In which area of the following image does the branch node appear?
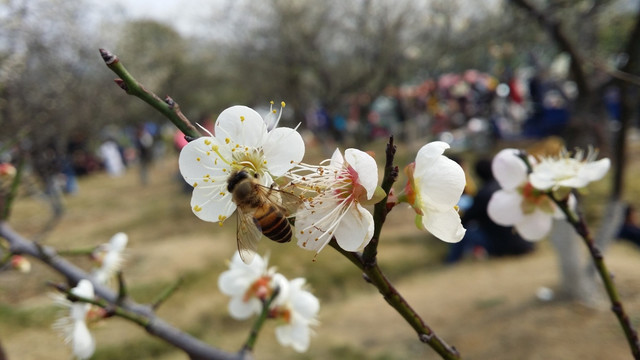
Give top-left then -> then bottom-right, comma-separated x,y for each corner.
114,79 -> 128,91
164,96 -> 176,109
419,333 -> 433,343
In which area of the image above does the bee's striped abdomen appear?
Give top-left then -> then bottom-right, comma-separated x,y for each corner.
253,206 -> 292,243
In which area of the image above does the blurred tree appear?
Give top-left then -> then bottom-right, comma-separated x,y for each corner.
218,0 -> 486,126
508,0 -> 640,304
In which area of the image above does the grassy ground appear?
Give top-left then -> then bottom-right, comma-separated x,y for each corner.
2,137 -> 640,360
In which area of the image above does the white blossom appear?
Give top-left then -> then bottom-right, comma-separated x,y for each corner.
290,148 -> 379,253
92,232 -> 127,284
405,141 -> 466,243
179,105 -> 305,226
52,279 -> 96,360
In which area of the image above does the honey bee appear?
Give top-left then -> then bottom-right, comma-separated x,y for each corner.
227,169 -> 301,264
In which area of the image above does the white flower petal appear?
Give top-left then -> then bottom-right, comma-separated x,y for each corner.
334,203 -> 374,251
487,190 -> 525,226
289,278 -> 320,319
228,297 -> 260,320
415,141 -> 450,170
190,186 -> 236,223
421,208 -> 466,243
581,158 -> 610,182
178,137 -> 229,180
276,322 -> 311,352
492,148 -> 528,190
295,208 -> 332,252
215,106 -> 267,148
344,148 -> 378,198
416,155 -> 465,209
71,320 -> 95,360
515,210 -> 553,241
109,233 -> 128,252
263,127 -> 305,176
329,148 -> 344,167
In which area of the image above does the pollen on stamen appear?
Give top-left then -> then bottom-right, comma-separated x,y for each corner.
220,192 -> 226,196
196,157 -> 201,162
281,101 -> 286,108
193,205 -> 203,212
225,138 -> 230,144
204,139 -> 211,145
240,116 -> 245,122
193,182 -> 198,187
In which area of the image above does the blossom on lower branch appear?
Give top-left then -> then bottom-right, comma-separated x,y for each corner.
52,279 -> 96,360
218,252 -> 319,352
92,232 -> 128,284
289,148 -> 383,253
400,141 -> 466,243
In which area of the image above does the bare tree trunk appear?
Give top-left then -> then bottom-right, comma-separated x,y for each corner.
549,219 -> 603,306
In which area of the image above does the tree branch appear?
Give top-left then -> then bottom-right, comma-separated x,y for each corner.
0,221 -> 249,360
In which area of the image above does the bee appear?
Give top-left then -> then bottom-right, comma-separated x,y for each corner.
227,169 -> 301,264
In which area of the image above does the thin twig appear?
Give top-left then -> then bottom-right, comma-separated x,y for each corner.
242,287 -> 281,352
151,277 -> 183,310
98,49 -> 201,140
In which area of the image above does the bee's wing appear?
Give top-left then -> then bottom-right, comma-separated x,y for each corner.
236,207 -> 262,264
262,184 -> 303,217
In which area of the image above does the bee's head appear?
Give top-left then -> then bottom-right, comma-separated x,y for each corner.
227,169 -> 259,192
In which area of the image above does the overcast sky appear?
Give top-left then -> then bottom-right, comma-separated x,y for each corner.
87,0 -> 223,36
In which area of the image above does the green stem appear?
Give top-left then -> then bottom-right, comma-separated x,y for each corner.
98,49 -> 201,140
151,277 -> 183,310
555,198 -> 640,359
242,287 -> 281,352
50,282 -> 150,327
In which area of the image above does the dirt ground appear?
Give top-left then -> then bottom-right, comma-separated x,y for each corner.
2,149 -> 640,360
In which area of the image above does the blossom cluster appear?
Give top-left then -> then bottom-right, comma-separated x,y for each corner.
487,147 -> 610,241
52,233 -> 128,359
178,103 -> 467,263
218,251 -> 320,352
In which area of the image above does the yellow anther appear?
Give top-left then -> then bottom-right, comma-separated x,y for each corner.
240,116 -> 245,122
193,182 -> 198,187
204,139 -> 211,145
211,144 -> 218,151
196,157 -> 201,162
219,192 -> 225,196
281,101 -> 286,107
225,138 -> 230,144
218,222 -> 224,227
272,109 -> 277,114
193,205 -> 203,212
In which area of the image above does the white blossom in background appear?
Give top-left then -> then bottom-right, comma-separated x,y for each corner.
290,148 -> 380,254
218,252 -> 278,319
92,232 -> 128,284
487,148 -> 562,241
271,278 -> 319,353
403,141 -> 466,243
179,104 -> 305,226
218,252 -> 319,352
529,147 -> 610,192
52,279 -> 96,360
